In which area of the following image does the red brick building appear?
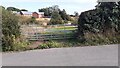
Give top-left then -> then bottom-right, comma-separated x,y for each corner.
18,11 -> 44,18
32,12 -> 39,18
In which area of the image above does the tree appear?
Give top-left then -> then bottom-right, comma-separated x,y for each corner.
20,9 -> 28,11
0,6 -> 5,9
52,5 -> 60,12
39,5 -> 60,16
95,2 -> 118,33
39,8 -> 51,16
59,9 -> 71,21
118,1 -> 120,32
7,7 -> 20,12
77,1 -> 120,42
39,5 -> 72,24
74,11 -> 79,17
50,11 -> 63,24
2,8 -> 21,51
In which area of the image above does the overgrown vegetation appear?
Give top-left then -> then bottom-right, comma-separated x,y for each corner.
38,40 -> 81,49
2,7 -> 20,51
38,38 -> 109,49
78,2 -> 120,44
84,33 -> 120,45
18,16 -> 39,25
2,6 -> 29,52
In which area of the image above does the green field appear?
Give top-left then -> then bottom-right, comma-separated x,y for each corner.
54,26 -> 77,30
41,26 -> 77,34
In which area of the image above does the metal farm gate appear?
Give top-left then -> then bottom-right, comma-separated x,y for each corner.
20,25 -> 77,41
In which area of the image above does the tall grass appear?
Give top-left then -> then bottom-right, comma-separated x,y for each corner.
84,32 -> 120,45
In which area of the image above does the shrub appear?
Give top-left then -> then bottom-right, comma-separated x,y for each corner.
39,44 -> 49,49
2,8 -> 21,51
13,41 -> 29,51
39,41 -> 61,49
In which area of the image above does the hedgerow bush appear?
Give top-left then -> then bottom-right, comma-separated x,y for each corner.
78,2 -> 120,44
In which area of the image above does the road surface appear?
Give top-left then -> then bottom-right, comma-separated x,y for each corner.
2,44 -> 118,66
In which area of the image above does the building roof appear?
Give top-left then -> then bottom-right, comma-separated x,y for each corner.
21,11 -> 44,15
12,11 -> 44,15
21,11 -> 32,15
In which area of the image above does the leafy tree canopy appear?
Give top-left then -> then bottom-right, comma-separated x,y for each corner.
50,11 -> 63,24
7,7 -> 20,12
39,5 -> 72,24
39,5 -> 60,16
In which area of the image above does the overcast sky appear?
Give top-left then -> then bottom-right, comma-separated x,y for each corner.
1,0 -> 98,15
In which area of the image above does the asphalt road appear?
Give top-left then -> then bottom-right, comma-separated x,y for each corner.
2,44 -> 118,66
